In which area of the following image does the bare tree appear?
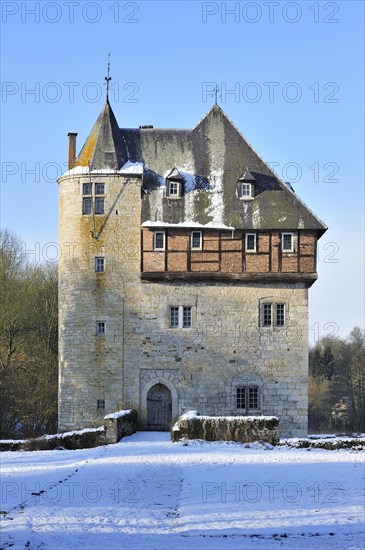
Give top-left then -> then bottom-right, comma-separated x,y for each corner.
0,230 -> 58,438
309,328 -> 365,433
346,327 -> 365,431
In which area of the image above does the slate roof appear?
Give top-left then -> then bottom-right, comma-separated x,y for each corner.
239,169 -> 256,181
73,101 -> 327,235
74,98 -> 127,171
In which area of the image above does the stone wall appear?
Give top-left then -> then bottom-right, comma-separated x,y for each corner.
58,171 -> 142,431
123,281 -> 309,438
0,409 -> 137,451
0,428 -> 105,452
104,409 -> 138,444
58,170 -> 309,438
172,412 -> 279,444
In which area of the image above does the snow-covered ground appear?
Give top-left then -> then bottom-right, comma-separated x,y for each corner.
1,432 -> 364,549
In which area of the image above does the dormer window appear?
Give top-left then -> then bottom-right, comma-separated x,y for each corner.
240,182 -> 253,199
238,169 -> 256,200
166,167 -> 183,198
167,180 -> 181,198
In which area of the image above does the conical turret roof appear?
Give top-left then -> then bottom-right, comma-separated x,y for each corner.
74,98 -> 127,170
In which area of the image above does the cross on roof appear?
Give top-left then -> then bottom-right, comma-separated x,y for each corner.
105,52 -> 112,98
214,85 -> 220,105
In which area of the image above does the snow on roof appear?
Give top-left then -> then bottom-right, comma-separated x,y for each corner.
178,170 -> 197,193
118,161 -> 144,175
62,166 -> 90,177
61,162 -> 143,178
141,220 -> 234,230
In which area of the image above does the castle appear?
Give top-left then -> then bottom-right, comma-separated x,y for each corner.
58,95 -> 326,438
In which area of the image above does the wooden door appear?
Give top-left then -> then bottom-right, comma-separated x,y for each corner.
147,384 -> 172,431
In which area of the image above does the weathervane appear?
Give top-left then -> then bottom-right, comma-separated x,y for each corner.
214,84 -> 220,105
105,52 -> 111,98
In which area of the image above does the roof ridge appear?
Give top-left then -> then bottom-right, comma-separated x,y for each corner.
192,104 -> 221,130
212,107 -> 328,232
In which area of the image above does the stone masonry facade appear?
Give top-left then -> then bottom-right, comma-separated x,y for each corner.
58,170 -> 309,438
57,100 -> 326,438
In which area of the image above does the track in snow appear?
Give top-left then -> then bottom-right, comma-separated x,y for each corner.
1,432 -> 364,549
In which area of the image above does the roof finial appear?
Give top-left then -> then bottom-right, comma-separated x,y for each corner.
105,52 -> 112,99
214,84 -> 220,105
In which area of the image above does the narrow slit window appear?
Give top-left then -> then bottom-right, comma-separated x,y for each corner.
246,233 -> 256,252
154,231 -> 165,250
95,257 -> 105,273
96,321 -> 106,335
191,231 -> 202,250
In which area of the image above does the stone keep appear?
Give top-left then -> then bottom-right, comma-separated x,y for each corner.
58,99 -> 327,438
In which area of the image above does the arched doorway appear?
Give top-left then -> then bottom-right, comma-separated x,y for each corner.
147,383 -> 172,431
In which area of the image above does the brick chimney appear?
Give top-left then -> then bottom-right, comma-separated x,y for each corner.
67,132 -> 78,169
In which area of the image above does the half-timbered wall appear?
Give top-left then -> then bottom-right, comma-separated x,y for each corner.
142,229 -> 317,275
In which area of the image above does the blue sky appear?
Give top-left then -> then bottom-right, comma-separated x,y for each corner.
1,0 -> 364,342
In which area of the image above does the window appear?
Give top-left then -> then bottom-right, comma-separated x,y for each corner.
245,233 -> 256,252
95,183 -> 105,195
154,231 -> 165,251
96,321 -> 106,335
182,306 -> 192,328
168,180 -> 181,197
276,303 -> 285,326
261,303 -> 286,327
97,399 -> 105,410
82,182 -> 105,215
191,231 -> 202,250
282,232 -> 294,252
94,197 -> 105,215
169,306 -> 192,329
236,387 -> 246,409
236,387 -> 259,411
240,182 -> 253,199
170,307 -> 179,328
248,387 -> 259,409
83,183 -> 92,195
262,303 -> 272,327
95,257 -> 105,273
82,197 -> 92,215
